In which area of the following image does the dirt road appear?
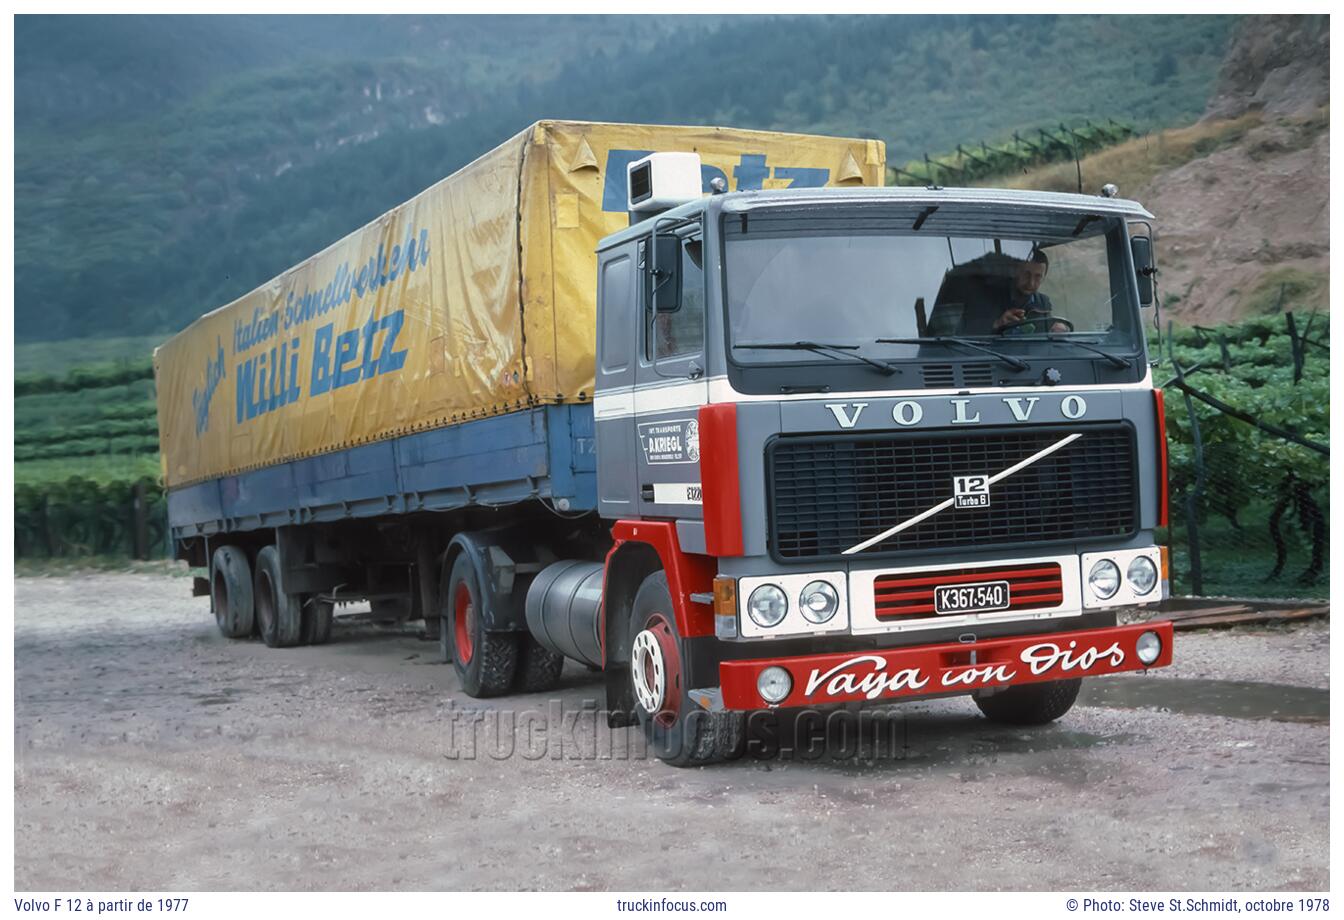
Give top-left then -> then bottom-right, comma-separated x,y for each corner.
13,570 -> 1329,890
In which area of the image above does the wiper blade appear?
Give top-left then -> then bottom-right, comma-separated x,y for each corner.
1007,334 -> 1134,369
735,340 -> 898,376
876,336 -> 1030,372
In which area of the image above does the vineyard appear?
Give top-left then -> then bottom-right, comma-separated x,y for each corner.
10,308 -> 1329,603
1158,312 -> 1329,599
889,119 -> 1137,188
14,358 -> 168,559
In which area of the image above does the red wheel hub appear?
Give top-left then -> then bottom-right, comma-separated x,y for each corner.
454,582 -> 475,664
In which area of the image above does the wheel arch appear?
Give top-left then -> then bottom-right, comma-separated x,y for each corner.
439,529 -> 539,633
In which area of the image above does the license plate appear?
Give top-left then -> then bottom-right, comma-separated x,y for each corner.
934,580 -> 1010,615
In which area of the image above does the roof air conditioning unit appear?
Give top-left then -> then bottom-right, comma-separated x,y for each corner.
627,152 -> 703,213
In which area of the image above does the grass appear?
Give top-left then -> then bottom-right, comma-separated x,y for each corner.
15,334 -> 167,376
14,454 -> 163,486
1165,509 -> 1328,601
1239,267 -> 1329,315
14,557 -> 190,577
988,112 -> 1264,195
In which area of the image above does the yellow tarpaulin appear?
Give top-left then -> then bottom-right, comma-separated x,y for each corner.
154,120 -> 886,488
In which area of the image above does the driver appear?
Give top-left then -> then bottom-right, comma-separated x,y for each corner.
992,249 -> 1068,334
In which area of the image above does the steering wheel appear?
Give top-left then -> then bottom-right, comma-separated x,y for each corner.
995,315 -> 1075,335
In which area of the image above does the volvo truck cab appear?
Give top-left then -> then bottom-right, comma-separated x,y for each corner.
556,154 -> 1172,764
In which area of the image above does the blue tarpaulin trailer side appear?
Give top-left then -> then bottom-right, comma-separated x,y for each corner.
166,405 -> 596,540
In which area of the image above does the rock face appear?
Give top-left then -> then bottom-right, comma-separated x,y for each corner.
1204,15 -> 1329,120
1135,14 -> 1331,324
1145,117 -> 1328,324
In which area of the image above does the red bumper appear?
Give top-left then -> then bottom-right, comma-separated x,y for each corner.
719,621 -> 1174,709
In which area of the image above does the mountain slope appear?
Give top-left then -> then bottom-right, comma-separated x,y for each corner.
997,15 -> 1329,324
15,14 -> 1237,341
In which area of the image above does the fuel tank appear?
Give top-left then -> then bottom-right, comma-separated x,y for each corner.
524,560 -> 604,667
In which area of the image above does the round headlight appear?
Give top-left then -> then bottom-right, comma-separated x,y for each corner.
757,666 -> 793,704
1088,559 -> 1121,600
1127,556 -> 1158,596
799,581 -> 839,624
1136,630 -> 1162,665
747,584 -> 788,628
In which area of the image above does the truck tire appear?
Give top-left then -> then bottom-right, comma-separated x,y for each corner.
629,571 -> 744,767
301,596 -> 334,646
514,636 -> 565,693
442,553 -> 517,697
974,678 -> 1082,726
210,545 -> 254,639
253,546 -> 303,649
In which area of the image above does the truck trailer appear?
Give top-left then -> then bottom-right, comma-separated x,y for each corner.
155,119 -> 1173,765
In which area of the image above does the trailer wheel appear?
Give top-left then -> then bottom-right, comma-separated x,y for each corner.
974,678 -> 1082,726
441,553 -> 517,697
629,571 -> 744,767
254,546 -> 303,649
301,596 -> 334,646
514,636 -> 565,693
210,546 -> 254,639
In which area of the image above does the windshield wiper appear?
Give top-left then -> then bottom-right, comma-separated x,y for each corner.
1007,335 -> 1134,369
875,336 -> 1030,372
735,341 -> 899,376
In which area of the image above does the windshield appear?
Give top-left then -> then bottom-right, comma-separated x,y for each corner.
723,210 -> 1142,365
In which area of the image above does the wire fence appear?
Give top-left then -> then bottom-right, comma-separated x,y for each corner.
1158,310 -> 1329,600
889,119 -> 1137,189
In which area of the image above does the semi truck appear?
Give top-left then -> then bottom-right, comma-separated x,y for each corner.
155,120 -> 1174,766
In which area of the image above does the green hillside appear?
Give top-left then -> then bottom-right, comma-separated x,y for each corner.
16,14 -> 1237,344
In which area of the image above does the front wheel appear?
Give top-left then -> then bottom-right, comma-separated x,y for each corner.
973,678 -> 1082,725
628,572 -> 744,767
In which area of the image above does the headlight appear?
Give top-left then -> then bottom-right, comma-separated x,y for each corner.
757,666 -> 793,704
747,584 -> 788,628
1088,559 -> 1121,600
1127,556 -> 1158,596
799,580 -> 839,624
1136,630 -> 1162,665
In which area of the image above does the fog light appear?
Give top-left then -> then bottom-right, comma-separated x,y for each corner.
799,581 -> 839,624
747,584 -> 788,628
1127,556 -> 1158,596
1136,630 -> 1162,665
757,666 -> 792,704
1088,559 -> 1121,600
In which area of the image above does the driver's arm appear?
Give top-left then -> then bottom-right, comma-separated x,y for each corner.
992,307 -> 1026,330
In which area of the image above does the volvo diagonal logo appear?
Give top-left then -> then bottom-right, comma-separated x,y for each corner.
842,433 -> 1083,555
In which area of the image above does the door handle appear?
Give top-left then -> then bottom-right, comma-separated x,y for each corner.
640,484 -> 654,501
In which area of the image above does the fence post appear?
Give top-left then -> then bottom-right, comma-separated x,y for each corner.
1286,308 -> 1306,385
132,480 -> 149,560
42,494 -> 55,557
1169,322 -> 1205,595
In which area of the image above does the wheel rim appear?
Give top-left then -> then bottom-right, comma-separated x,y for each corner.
631,615 -> 680,727
454,582 -> 475,664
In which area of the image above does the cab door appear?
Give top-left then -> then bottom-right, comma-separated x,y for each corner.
633,229 -> 709,517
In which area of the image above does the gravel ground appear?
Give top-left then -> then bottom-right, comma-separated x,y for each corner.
13,570 -> 1329,891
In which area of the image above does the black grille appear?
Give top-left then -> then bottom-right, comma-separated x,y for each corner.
768,424 -> 1138,561
922,364 -> 956,387
920,363 -> 994,388
962,364 -> 995,387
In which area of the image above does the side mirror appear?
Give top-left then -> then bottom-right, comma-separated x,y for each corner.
643,235 -> 681,313
1131,235 -> 1155,307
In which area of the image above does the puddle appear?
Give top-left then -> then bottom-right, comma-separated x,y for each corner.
1081,677 -> 1328,724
